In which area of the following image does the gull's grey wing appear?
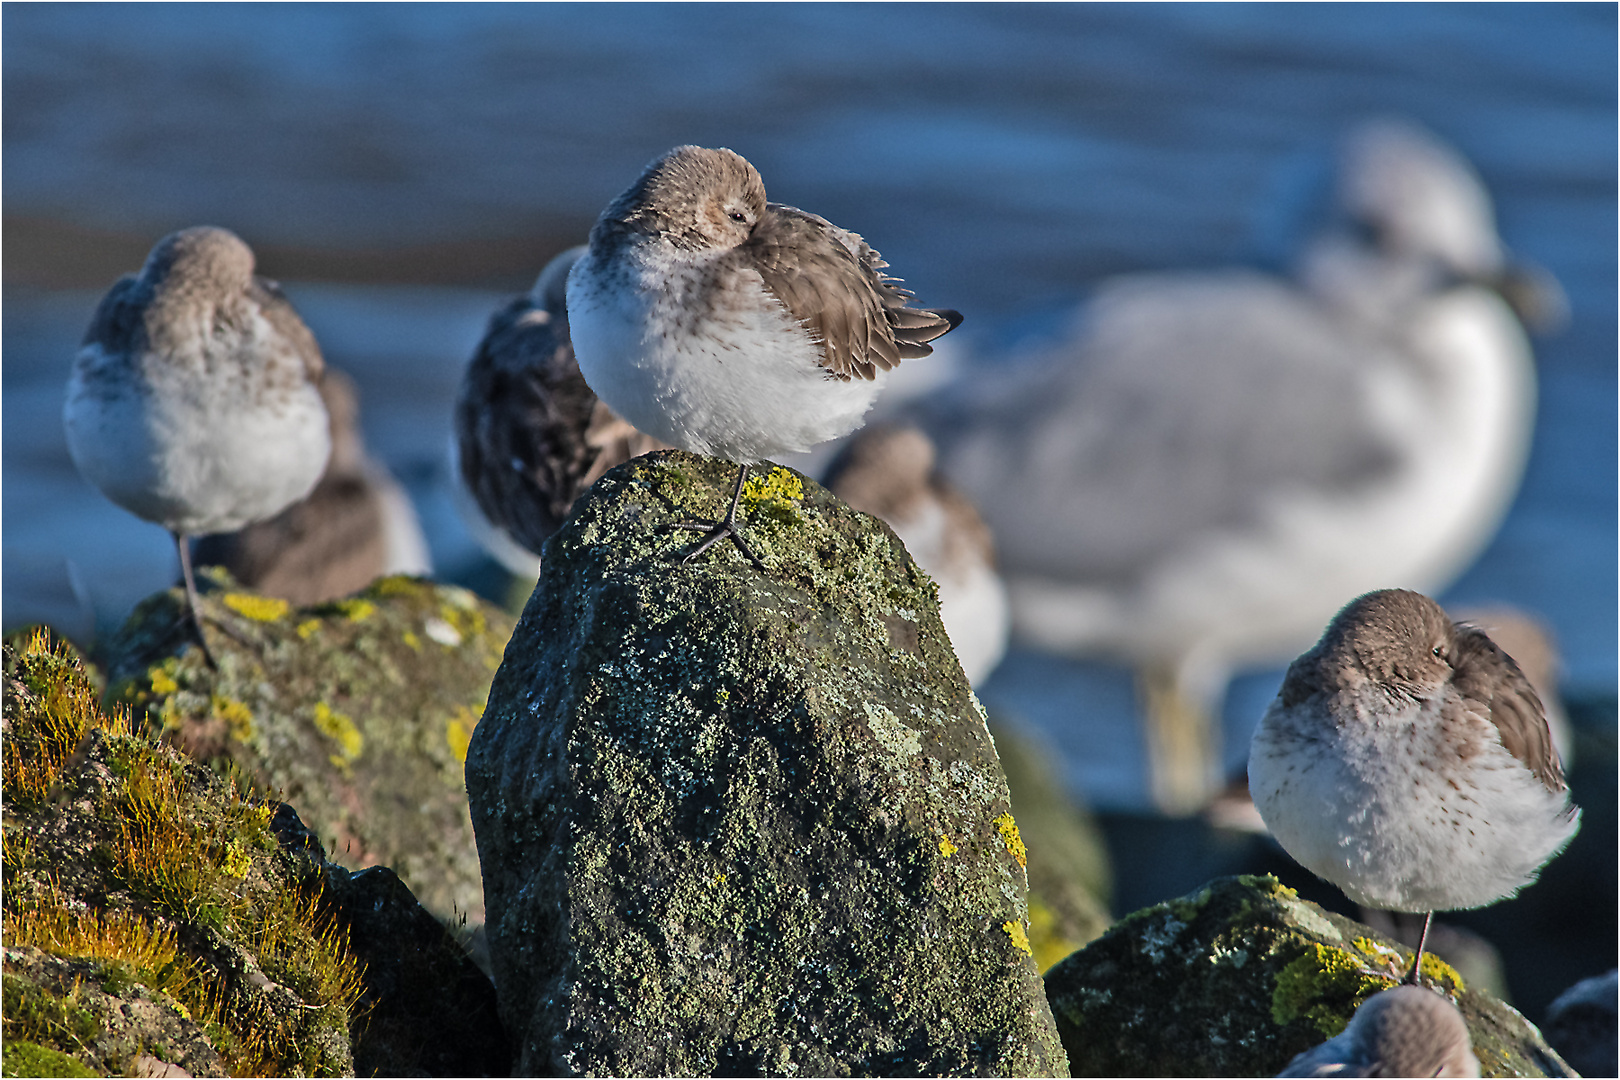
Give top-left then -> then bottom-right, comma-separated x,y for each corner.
741,204 -> 958,382
924,270 -> 1404,585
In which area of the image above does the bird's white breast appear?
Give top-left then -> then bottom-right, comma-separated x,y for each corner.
568,240 -> 886,464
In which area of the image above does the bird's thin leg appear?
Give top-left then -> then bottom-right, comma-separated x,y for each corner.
667,463 -> 766,570
173,532 -> 217,667
1400,910 -> 1434,985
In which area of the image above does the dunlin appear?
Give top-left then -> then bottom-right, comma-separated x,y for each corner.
193,368 -> 430,605
453,245 -> 667,570
63,226 -> 331,657
921,120 -> 1562,814
1248,589 -> 1580,983
824,424 -> 1008,686
567,145 -> 960,567
1277,985 -> 1479,1077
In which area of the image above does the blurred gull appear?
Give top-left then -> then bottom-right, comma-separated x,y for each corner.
451,246 -> 668,576
922,120 -> 1564,814
194,368 -> 431,604
824,424 -> 1010,686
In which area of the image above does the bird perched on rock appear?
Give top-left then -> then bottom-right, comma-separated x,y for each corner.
1277,985 -> 1479,1077
921,120 -> 1563,815
1249,589 -> 1580,983
452,245 -> 668,574
567,145 -> 960,568
193,367 -> 430,605
63,226 -> 331,659
824,424 -> 1008,686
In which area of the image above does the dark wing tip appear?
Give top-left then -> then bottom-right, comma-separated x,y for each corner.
934,308 -> 964,332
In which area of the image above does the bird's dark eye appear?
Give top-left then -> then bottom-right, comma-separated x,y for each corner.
728,211 -> 748,224
1431,645 -> 1446,659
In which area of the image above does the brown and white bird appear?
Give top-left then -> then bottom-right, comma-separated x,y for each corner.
1249,589 -> 1580,982
63,226 -> 331,657
1276,985 -> 1480,1077
193,367 -> 430,604
452,245 -> 668,572
566,145 -> 960,567
823,424 -> 1008,686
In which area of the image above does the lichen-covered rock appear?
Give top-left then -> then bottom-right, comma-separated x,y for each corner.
988,718 -> 1114,971
466,449 -> 1068,1077
4,627 -> 509,1077
101,571 -> 513,929
1044,875 -> 1574,1077
3,628 -> 360,1075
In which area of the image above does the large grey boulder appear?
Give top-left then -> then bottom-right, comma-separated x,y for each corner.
466,449 -> 1068,1077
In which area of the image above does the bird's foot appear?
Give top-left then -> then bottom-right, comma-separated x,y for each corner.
664,462 -> 766,571
667,518 -> 766,571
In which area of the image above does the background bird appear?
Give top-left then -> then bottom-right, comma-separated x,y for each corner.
193,367 -> 430,605
452,245 -> 668,576
1276,985 -> 1479,1078
62,226 -> 331,657
823,424 -> 1009,687
920,120 -> 1563,814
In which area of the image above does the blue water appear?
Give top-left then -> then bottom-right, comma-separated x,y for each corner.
4,4 -> 1615,812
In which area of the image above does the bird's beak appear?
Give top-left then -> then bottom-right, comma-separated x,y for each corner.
1485,259 -> 1570,335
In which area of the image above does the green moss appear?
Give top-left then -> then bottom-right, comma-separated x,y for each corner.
1,1039 -> 98,1078
4,628 -> 364,1076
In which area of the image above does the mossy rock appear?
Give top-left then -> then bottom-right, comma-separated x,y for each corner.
4,627 -> 509,1077
989,718 -> 1114,971
3,628 -> 359,1075
100,572 -> 514,929
1044,874 -> 1575,1077
467,450 -> 1069,1077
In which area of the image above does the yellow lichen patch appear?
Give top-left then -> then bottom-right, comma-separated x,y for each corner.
370,575 -> 420,598
993,812 -> 1028,867
446,707 -> 475,764
296,618 -> 322,640
312,702 -> 363,760
402,631 -> 422,652
211,696 -> 255,744
148,662 -> 180,697
335,598 -> 376,623
1417,951 -> 1465,993
1003,919 -> 1033,956
742,467 -> 804,510
219,839 -> 253,879
1270,941 -> 1390,1038
715,688 -> 730,705
938,834 -> 958,858
222,593 -> 289,622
